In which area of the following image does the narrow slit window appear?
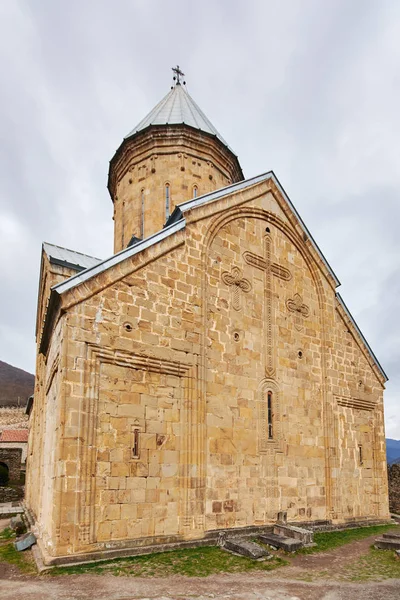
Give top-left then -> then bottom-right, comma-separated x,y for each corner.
140,188 -> 145,238
358,444 -> 363,465
193,185 -> 198,198
267,391 -> 273,439
133,429 -> 140,459
165,183 -> 170,219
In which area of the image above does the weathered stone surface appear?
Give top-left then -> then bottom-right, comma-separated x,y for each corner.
383,532 -> 400,540
0,486 -> 21,503
14,532 -> 36,551
224,539 -> 270,559
375,537 -> 400,550
388,464 -> 400,514
10,516 -> 25,535
273,524 -> 313,544
258,533 -> 302,552
0,447 -> 22,481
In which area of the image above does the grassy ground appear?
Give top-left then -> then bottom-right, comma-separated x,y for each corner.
298,524 -> 396,554
0,527 -> 16,541
0,528 -> 36,574
340,547 -> 400,582
50,546 -> 288,577
0,523 -> 399,580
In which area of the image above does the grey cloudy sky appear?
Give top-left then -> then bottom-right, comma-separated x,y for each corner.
0,0 -> 399,437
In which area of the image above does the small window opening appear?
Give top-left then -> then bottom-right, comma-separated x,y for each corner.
358,444 -> 363,466
133,429 -> 140,459
267,391 -> 273,439
265,227 -> 270,233
140,188 -> 145,239
165,183 -> 170,219
193,185 -> 198,198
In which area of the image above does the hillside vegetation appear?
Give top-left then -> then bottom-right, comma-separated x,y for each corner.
0,360 -> 34,407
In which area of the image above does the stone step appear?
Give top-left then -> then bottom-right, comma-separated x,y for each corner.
223,539 -> 271,560
273,524 -> 314,544
383,532 -> 400,540
374,537 -> 400,550
258,533 -> 303,552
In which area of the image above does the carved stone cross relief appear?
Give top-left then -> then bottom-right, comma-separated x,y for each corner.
243,232 -> 292,377
286,293 -> 309,331
221,266 -> 252,311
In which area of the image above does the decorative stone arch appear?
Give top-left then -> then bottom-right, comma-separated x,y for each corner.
200,204 -> 335,518
201,206 -> 328,311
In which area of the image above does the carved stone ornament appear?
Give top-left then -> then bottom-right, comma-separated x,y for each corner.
221,266 -> 252,311
286,293 -> 310,331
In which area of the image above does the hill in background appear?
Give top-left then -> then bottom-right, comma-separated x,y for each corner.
386,438 -> 400,465
1,358 -> 399,461
0,360 -> 34,407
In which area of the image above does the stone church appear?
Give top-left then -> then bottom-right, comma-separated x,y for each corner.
26,68 -> 389,565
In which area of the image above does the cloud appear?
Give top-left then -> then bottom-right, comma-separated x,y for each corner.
0,0 -> 399,437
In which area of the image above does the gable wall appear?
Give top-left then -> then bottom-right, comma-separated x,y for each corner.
31,183 -> 389,559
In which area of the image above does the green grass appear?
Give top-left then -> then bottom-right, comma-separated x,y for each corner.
0,528 -> 15,541
299,524 -> 397,554
50,546 -> 288,577
340,546 -> 400,582
0,542 -> 36,573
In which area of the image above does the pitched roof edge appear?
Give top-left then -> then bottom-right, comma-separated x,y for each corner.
43,242 -> 102,271
336,292 -> 388,382
52,219 -> 186,296
168,170 -> 341,287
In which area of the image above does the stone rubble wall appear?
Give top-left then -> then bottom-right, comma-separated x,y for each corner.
0,486 -> 22,503
388,464 -> 400,514
0,407 -> 28,430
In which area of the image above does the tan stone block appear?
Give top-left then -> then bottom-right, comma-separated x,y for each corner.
121,504 -> 137,519
104,504 -> 121,521
111,462 -> 130,477
111,519 -> 128,540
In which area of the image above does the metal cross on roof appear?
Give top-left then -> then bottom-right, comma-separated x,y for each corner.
172,65 -> 185,85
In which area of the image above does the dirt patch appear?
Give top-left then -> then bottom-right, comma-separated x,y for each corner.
1,572 -> 400,600
0,526 -> 400,599
280,533 -> 384,579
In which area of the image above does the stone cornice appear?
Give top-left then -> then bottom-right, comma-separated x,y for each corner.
108,125 -> 244,199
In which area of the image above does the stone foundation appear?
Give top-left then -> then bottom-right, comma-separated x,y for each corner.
27,511 -> 390,570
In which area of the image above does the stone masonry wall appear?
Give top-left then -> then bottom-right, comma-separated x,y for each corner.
28,177 -> 389,559
0,447 -> 22,481
111,127 -> 243,252
388,464 -> 400,514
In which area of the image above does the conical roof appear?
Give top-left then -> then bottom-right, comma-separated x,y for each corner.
125,83 -> 231,150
